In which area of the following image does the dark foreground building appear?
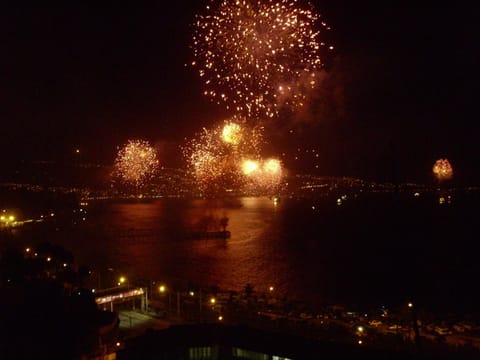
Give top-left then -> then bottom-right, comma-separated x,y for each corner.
118,323 -> 413,360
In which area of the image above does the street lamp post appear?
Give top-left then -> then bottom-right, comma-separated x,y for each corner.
408,302 -> 422,356
199,289 -> 203,322
143,287 -> 148,312
159,285 -> 170,313
177,292 -> 181,316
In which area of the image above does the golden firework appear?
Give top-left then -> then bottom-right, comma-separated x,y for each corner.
241,159 -> 260,175
243,157 -> 284,195
114,140 -> 159,187
222,122 -> 243,145
432,158 -> 453,181
184,117 -> 263,195
192,0 -> 332,119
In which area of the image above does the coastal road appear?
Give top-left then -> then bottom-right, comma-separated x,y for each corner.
118,310 -> 173,338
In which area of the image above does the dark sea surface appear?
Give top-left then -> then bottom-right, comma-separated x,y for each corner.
15,190 -> 480,314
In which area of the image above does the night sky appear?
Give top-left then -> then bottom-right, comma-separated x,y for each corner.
1,2 -> 477,183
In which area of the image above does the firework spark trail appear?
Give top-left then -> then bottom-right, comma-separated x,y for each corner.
184,117 -> 264,195
222,122 -> 243,145
114,140 -> 159,187
242,157 -> 284,194
433,158 -> 453,181
192,0 -> 332,120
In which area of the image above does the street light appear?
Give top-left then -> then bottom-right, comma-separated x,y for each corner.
158,285 -> 171,312
118,276 -> 126,286
408,300 -> 422,355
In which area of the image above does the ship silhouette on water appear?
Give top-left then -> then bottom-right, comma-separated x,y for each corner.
186,229 -> 231,239
187,214 -> 230,239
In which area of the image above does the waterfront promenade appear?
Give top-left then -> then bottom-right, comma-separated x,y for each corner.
112,285 -> 480,359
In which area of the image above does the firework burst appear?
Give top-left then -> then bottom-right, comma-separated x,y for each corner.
242,157 -> 284,194
432,158 -> 453,181
222,122 -> 243,145
241,159 -> 260,175
114,140 -> 159,187
192,0 -> 332,120
184,117 -> 264,195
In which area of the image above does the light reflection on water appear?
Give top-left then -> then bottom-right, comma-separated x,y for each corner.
72,197 -> 292,297
55,192 -> 479,312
